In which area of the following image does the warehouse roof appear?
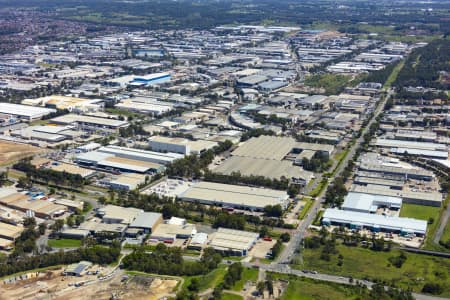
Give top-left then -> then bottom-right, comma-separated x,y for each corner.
343,192 -> 402,212
350,185 -> 442,204
0,103 -> 56,118
232,136 -> 297,160
0,222 -> 24,240
375,138 -> 448,152
97,205 -> 143,224
129,212 -> 162,229
323,209 -> 427,234
210,228 -> 259,251
180,181 -> 289,209
51,114 -> 129,128
214,156 -> 313,182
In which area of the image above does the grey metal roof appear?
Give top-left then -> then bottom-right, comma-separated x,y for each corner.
129,212 -> 162,229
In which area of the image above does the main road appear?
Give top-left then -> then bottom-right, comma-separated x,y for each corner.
276,89 -> 393,265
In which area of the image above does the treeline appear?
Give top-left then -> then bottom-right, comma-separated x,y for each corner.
363,60 -> 400,85
204,171 -> 290,191
166,140 -> 233,178
394,39 -> 450,90
302,152 -> 332,173
122,244 -> 222,276
14,160 -> 85,188
0,243 -> 120,277
240,129 -> 275,142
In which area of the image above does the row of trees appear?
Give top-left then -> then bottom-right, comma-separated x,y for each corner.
14,160 -> 85,188
0,242 -> 120,277
122,244 -> 222,276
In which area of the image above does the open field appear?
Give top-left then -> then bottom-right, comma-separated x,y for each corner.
275,274 -> 362,300
296,244 -> 450,296
400,203 -> 440,221
222,293 -> 244,300
231,267 -> 258,291
48,239 -> 82,248
0,141 -> 45,166
182,265 -> 227,293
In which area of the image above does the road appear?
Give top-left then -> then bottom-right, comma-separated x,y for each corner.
276,89 -> 393,265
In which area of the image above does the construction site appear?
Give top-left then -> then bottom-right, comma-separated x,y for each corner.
0,266 -> 179,300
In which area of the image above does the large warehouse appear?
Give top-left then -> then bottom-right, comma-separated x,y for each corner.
209,228 -> 259,256
75,145 -> 183,174
179,181 -> 289,211
214,156 -> 313,185
149,136 -> 218,155
51,114 -> 129,132
0,103 -> 56,121
342,192 -> 402,213
351,185 -> 442,207
322,208 -> 427,236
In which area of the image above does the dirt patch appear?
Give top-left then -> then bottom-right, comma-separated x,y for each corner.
0,268 -> 179,300
0,141 -> 44,165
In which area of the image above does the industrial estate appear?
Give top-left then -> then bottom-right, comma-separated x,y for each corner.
0,1 -> 449,300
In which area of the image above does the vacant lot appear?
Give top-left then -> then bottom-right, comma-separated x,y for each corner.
0,141 -> 44,166
297,244 -> 450,296
400,203 -> 440,221
48,239 -> 82,248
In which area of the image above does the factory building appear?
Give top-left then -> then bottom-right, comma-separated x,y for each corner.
342,192 -> 402,213
96,205 -> 143,225
149,136 -> 218,155
51,114 -> 129,132
0,103 -> 56,122
128,212 -> 163,234
209,228 -> 259,256
322,209 -> 427,236
179,181 -> 289,211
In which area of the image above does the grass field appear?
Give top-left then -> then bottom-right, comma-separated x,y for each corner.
47,239 -> 82,248
309,179 -> 327,198
383,60 -> 405,88
222,293 -> 244,300
277,275 -> 361,300
297,244 -> 450,296
231,267 -> 259,291
183,265 -> 227,293
400,203 -> 440,221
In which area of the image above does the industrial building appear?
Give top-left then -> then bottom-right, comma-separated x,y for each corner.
96,205 -> 143,224
322,209 -> 427,236
22,95 -> 103,113
115,97 -> 174,116
374,138 -> 449,159
342,192 -> 402,213
51,114 -> 129,132
179,181 -> 289,211
0,189 -> 66,219
209,228 -> 259,256
75,145 -> 182,174
188,232 -> 208,250
149,136 -> 218,155
63,261 -> 93,277
104,173 -> 147,191
350,185 -> 442,207
128,212 -> 163,234
214,156 -> 313,185
0,222 -> 24,249
150,219 -> 197,242
0,103 -> 56,121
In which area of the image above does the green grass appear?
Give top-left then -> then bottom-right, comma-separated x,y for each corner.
441,221 -> 450,243
305,74 -> 355,95
47,238 -> 82,248
400,203 -> 440,221
222,293 -> 244,300
296,244 -> 450,296
383,60 -> 405,89
183,265 -> 227,293
231,267 -> 259,291
277,274 -> 361,300
298,198 -> 314,220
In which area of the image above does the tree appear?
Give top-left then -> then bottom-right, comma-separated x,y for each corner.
38,223 -> 46,235
280,232 -> 291,242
